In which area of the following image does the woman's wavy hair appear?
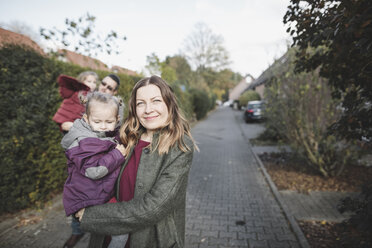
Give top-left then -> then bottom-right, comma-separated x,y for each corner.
120,75 -> 197,156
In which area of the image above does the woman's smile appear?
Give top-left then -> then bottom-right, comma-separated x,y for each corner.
144,115 -> 159,120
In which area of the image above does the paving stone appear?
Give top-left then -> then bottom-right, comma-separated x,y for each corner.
289,241 -> 302,248
246,226 -> 265,233
271,220 -> 291,228
228,238 -> 249,246
268,240 -> 293,248
201,230 -> 219,238
196,224 -> 212,231
219,219 -> 234,226
210,224 -> 228,232
248,239 -> 269,248
186,228 -> 201,236
218,230 -> 237,239
203,219 -> 220,226
264,227 -> 285,234
213,215 -> 229,221
254,220 -> 273,228
198,242 -> 212,248
185,234 -> 203,244
245,216 -> 263,223
228,225 -> 247,232
257,233 -> 277,241
208,236 -> 229,246
276,233 -> 298,242
238,231 -> 257,240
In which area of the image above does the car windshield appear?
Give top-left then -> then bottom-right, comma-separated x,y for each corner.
247,103 -> 261,109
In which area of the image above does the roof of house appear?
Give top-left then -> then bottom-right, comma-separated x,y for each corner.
0,27 -> 45,55
58,50 -> 139,76
248,53 -> 289,90
0,28 -> 138,76
58,49 -> 109,71
111,65 -> 138,76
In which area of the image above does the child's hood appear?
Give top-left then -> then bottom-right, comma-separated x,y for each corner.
61,118 -> 108,150
58,75 -> 90,98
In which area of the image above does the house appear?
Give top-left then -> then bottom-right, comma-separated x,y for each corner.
246,53 -> 289,99
111,65 -> 138,76
228,75 -> 255,101
57,51 -> 140,76
0,27 -> 138,76
228,53 -> 288,104
247,72 -> 268,99
57,49 -> 110,71
0,27 -> 45,55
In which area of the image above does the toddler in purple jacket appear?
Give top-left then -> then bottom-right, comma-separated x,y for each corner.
61,92 -> 127,247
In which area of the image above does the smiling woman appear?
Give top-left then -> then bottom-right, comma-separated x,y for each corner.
78,75 -> 198,248
135,84 -> 169,140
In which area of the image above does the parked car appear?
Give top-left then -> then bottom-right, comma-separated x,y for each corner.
223,100 -> 233,107
243,100 -> 264,123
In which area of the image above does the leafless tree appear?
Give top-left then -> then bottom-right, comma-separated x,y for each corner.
40,13 -> 126,57
181,22 -> 230,72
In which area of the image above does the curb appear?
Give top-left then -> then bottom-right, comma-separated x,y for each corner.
234,113 -> 310,248
251,150 -> 311,248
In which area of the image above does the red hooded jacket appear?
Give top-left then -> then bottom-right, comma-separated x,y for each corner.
52,75 -> 90,128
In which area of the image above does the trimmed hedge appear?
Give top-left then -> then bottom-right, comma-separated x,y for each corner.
190,88 -> 210,120
238,90 -> 261,108
0,45 -> 63,212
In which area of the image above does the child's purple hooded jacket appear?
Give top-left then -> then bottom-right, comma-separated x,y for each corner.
61,119 -> 125,216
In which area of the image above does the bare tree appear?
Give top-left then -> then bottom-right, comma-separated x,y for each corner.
144,53 -> 162,76
181,22 -> 230,72
40,12 -> 126,57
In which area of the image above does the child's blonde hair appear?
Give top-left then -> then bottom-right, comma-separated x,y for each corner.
85,92 -> 121,117
77,71 -> 99,85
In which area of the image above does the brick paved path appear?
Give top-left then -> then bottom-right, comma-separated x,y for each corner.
185,107 -> 301,248
0,107 -> 304,248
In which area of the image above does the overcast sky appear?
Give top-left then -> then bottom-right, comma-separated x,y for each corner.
0,0 -> 291,78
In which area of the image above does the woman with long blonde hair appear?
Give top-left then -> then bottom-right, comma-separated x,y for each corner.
77,75 -> 198,248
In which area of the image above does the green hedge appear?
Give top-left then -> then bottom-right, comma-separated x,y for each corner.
190,88 -> 210,120
0,45 -> 62,212
238,90 -> 261,108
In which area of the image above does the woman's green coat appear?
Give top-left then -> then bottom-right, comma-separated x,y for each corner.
80,132 -> 194,248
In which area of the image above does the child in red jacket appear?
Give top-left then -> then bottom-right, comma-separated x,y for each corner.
53,71 -> 98,132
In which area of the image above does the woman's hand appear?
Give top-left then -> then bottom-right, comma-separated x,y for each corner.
75,208 -> 85,222
115,144 -> 126,156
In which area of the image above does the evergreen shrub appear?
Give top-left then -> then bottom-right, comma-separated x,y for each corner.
190,88 -> 211,120
0,45 -> 64,213
238,90 -> 261,108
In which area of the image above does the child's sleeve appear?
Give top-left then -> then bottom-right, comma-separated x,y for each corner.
66,138 -> 125,180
